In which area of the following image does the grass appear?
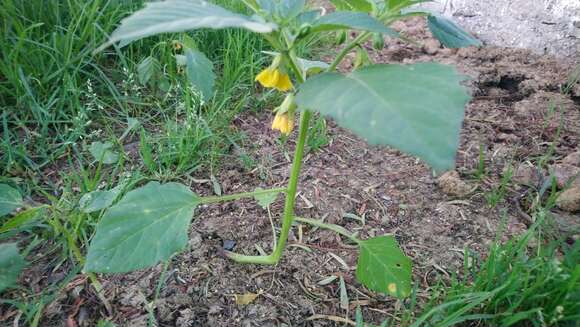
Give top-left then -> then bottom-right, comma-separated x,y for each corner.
413,211 -> 580,326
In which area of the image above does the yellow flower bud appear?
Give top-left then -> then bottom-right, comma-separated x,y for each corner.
271,112 -> 294,135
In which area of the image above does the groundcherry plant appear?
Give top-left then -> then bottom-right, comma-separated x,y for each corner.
83,0 -> 480,299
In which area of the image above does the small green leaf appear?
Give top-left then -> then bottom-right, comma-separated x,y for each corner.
85,182 -> 199,273
329,0 -> 373,12
278,0 -> 305,19
427,15 -> 482,48
0,184 -> 22,217
0,243 -> 27,293
254,187 -> 280,209
263,51 -> 329,76
98,0 -> 276,51
295,63 -> 470,172
89,141 -> 119,165
356,236 -> 412,298
137,56 -> 161,85
184,48 -> 215,102
311,11 -> 399,37
79,185 -> 123,213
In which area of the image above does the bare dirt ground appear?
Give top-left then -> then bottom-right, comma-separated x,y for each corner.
13,16 -> 580,327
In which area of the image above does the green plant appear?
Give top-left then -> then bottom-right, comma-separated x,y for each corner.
82,0 -> 478,299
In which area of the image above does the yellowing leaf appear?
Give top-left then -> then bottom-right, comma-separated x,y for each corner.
234,292 -> 260,305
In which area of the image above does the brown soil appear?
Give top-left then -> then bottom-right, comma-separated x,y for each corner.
7,17 -> 579,327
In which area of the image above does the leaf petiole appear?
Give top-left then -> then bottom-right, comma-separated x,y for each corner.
199,187 -> 286,205
294,216 -> 360,243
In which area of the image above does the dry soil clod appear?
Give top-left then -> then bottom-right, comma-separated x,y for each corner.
437,171 -> 473,197
556,187 -> 580,213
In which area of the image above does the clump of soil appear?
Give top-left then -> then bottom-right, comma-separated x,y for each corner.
9,17 -> 579,327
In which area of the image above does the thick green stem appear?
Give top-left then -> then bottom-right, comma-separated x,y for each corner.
225,48 -> 311,264
227,110 -> 312,264
200,187 -> 286,205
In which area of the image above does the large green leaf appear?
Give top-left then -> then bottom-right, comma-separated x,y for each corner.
311,11 -> 398,37
0,184 -> 22,217
295,63 -> 470,171
98,0 -> 276,51
356,236 -> 412,298
85,182 -> 199,273
0,243 -> 26,293
428,15 -> 482,48
184,48 -> 215,102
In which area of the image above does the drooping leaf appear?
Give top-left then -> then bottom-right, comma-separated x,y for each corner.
295,63 -> 470,172
137,56 -> 161,85
97,0 -> 277,51
356,236 -> 412,298
0,206 -> 45,234
311,11 -> 399,37
253,187 -> 280,209
329,0 -> 373,12
84,182 -> 199,273
0,184 -> 22,217
79,185 -> 124,213
428,15 -> 482,48
89,141 -> 119,165
0,243 -> 27,293
184,48 -> 215,102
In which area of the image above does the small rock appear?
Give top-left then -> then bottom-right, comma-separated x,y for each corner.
551,164 -> 580,188
510,163 -> 540,186
556,187 -> 580,212
423,39 -> 441,55
437,171 -> 472,197
562,151 -> 580,167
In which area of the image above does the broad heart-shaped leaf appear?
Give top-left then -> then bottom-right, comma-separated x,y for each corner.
84,182 -> 199,273
97,0 -> 276,51
0,243 -> 27,293
184,48 -> 215,102
0,184 -> 22,217
311,11 -> 399,37
356,236 -> 411,298
295,63 -> 470,172
329,0 -> 373,12
428,15 -> 482,48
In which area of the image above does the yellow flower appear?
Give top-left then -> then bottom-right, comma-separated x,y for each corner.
271,112 -> 294,135
255,68 -> 293,92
